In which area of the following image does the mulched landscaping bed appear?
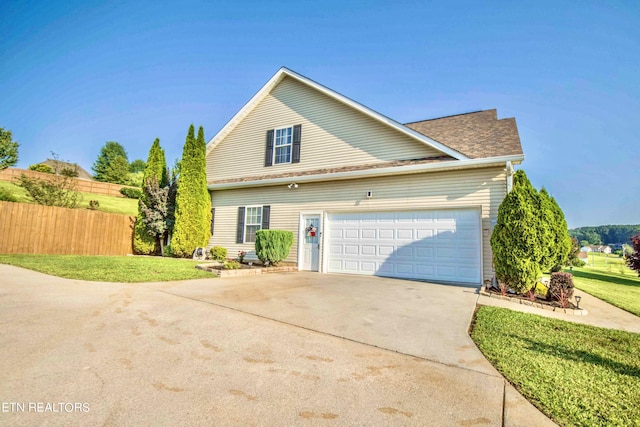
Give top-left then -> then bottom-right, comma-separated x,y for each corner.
481,285 -> 579,311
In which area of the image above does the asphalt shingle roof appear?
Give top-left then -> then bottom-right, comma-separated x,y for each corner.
404,109 -> 523,159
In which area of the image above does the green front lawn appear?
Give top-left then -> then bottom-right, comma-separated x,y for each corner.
0,254 -> 213,282
471,306 -> 640,427
567,253 -> 640,317
0,181 -> 137,216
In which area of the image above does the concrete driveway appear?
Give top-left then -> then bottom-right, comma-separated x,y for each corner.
0,265 -> 554,426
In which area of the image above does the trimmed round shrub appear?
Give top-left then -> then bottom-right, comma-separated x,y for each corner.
222,260 -> 241,270
546,271 -> 574,301
210,246 -> 227,261
0,187 -> 17,202
255,229 -> 294,266
120,187 -> 143,199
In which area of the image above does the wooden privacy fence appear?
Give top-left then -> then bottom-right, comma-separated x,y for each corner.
0,202 -> 135,255
0,168 -> 137,198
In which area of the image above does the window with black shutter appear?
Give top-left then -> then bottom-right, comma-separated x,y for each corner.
265,125 -> 301,166
237,205 -> 271,243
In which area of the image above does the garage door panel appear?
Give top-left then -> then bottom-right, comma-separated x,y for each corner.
416,229 -> 434,239
327,209 -> 480,284
361,262 -> 376,273
361,245 -> 377,255
416,247 -> 434,258
396,230 -> 413,240
361,229 -> 376,239
344,260 -> 359,271
396,246 -> 413,257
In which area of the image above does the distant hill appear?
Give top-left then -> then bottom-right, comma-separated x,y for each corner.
569,225 -> 640,246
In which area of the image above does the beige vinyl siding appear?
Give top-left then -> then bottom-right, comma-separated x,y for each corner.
208,167 -> 506,282
207,76 -> 444,182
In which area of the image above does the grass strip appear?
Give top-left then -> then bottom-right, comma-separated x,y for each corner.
0,254 -> 213,282
471,306 -> 640,427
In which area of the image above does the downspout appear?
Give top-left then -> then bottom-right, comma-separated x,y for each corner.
505,161 -> 514,193
493,160 -> 514,288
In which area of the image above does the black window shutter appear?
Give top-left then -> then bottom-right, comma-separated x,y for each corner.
236,207 -> 245,243
262,205 -> 270,230
292,124 -> 301,163
210,208 -> 215,236
265,129 -> 274,167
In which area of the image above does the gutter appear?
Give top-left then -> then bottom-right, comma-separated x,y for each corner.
209,154 -> 524,190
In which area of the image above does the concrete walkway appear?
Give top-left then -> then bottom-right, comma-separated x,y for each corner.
0,265 -> 559,426
477,288 -> 640,333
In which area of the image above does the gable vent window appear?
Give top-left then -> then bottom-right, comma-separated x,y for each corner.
265,125 -> 301,166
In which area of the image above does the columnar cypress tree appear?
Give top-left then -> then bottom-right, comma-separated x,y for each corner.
538,188 -> 556,272
133,138 -> 168,255
143,138 -> 168,188
490,170 -> 542,293
171,125 -> 211,257
540,188 -> 571,271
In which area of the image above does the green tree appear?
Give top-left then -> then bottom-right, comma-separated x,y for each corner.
133,138 -> 168,255
626,235 -> 640,277
566,237 -> 582,266
18,154 -> 80,208
171,125 -> 211,257
139,176 -> 169,256
129,159 -> 146,173
539,188 -> 571,272
29,163 -> 54,173
143,138 -> 168,187
92,141 -> 129,184
0,127 -> 19,170
536,188 -> 554,273
579,240 -> 589,248
490,170 -> 542,293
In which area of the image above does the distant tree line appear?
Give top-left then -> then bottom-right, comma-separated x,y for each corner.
569,225 -> 640,246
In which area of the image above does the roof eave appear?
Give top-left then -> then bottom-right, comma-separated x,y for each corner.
209,154 -> 524,190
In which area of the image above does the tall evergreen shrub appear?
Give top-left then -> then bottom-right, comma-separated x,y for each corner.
490,170 -> 542,293
171,125 -> 211,257
540,188 -> 571,272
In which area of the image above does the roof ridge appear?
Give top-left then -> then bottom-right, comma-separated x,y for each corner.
404,109 -> 498,125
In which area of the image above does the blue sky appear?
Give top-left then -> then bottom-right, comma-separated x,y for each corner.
1,0 -> 638,228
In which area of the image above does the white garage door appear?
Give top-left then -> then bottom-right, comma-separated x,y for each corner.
327,209 -> 481,284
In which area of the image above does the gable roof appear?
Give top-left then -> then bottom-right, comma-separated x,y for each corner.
404,110 -> 523,159
41,159 -> 93,180
206,67 -> 469,161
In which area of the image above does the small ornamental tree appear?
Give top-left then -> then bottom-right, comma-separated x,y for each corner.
566,237 -> 582,267
171,125 -> 211,257
255,230 -> 294,266
134,138 -> 169,255
626,234 -> 640,277
18,153 -> 80,208
490,170 -> 542,293
0,127 -> 19,170
139,176 -> 169,256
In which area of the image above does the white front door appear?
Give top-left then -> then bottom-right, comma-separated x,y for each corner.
301,214 -> 321,271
